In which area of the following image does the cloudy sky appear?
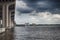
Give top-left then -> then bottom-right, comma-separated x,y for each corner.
15,0 -> 60,24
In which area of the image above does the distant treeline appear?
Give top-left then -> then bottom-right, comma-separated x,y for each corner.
16,24 -> 60,26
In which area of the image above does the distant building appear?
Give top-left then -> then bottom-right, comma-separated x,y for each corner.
25,23 -> 30,26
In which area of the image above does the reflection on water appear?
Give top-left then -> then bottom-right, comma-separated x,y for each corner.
0,26 -> 60,40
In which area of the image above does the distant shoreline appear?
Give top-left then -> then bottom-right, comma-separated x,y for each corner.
16,24 -> 60,26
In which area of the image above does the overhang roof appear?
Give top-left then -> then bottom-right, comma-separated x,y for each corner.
0,0 -> 15,2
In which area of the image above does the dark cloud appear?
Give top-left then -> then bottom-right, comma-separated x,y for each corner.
17,8 -> 33,13
17,0 -> 60,14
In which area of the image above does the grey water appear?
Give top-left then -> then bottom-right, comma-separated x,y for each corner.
0,25 -> 60,40
14,26 -> 60,40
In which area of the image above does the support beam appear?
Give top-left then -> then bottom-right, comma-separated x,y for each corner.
8,11 -> 11,28
2,4 -> 9,28
0,20 -> 1,27
2,4 -> 6,28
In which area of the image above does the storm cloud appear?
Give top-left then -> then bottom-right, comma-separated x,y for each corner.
15,0 -> 60,24
16,0 -> 60,13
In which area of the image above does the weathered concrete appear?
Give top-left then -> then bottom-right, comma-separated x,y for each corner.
0,0 -> 16,28
0,28 -> 14,40
0,28 -> 5,33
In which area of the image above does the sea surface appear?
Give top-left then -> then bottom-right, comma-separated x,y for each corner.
0,25 -> 60,40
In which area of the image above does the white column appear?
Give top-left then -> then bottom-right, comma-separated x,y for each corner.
2,4 -> 9,28
0,20 -> 1,27
8,11 -> 11,28
10,12 -> 11,27
6,5 -> 9,27
2,5 -> 6,28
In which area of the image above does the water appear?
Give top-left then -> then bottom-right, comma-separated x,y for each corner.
0,26 -> 60,40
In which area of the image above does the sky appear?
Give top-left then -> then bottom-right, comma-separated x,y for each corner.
15,0 -> 60,24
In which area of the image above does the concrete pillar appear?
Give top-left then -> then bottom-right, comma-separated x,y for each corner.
6,5 -> 8,28
8,11 -> 11,28
0,20 -> 1,27
2,2 -> 15,28
2,4 -> 6,28
10,12 -> 12,27
2,4 -> 9,28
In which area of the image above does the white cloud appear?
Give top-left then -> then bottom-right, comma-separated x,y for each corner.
29,11 -> 60,24
37,12 -> 60,24
16,1 -> 32,9
16,1 -> 27,8
15,10 -> 60,24
29,16 -> 39,24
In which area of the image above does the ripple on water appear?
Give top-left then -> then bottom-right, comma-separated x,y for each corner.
14,26 -> 60,40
